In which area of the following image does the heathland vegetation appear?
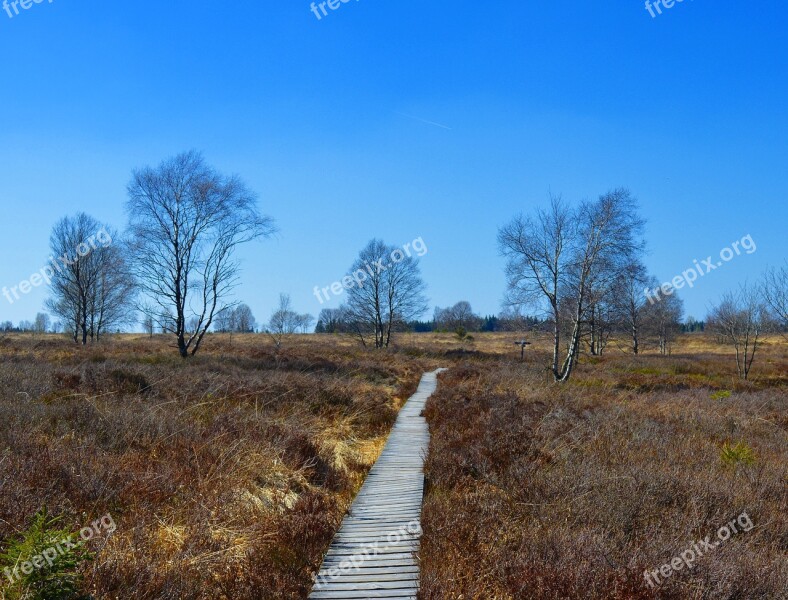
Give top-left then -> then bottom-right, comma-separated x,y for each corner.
419,334 -> 786,599
1,153 -> 786,599
0,334 -> 440,598
1,332 -> 784,599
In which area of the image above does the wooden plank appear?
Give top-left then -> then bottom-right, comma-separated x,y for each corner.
308,369 -> 446,599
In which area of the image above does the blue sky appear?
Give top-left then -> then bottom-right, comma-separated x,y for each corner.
0,0 -> 786,326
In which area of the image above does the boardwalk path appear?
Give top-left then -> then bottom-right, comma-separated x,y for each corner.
309,369 -> 447,599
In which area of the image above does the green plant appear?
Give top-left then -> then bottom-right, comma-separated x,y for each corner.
711,389 -> 732,400
0,510 -> 91,600
720,441 -> 756,466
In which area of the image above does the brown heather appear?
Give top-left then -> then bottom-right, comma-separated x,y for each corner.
0,334 -> 439,599
1,332 -> 786,599
419,334 -> 787,600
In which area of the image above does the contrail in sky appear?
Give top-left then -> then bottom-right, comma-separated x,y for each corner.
394,111 -> 452,130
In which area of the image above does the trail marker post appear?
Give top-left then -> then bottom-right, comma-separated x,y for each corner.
515,339 -> 532,361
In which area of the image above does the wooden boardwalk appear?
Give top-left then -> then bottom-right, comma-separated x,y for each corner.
309,369 -> 446,600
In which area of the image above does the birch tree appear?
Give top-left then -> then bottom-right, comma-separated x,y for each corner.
762,262 -> 787,334
343,239 -> 427,348
46,214 -> 133,343
267,293 -> 300,348
499,190 -> 645,382
643,287 -> 683,355
708,285 -> 769,380
611,261 -> 650,354
125,151 -> 275,357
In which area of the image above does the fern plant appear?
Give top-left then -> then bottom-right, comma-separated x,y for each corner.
0,509 -> 91,600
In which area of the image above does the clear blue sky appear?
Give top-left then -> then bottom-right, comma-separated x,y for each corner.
0,0 -> 786,326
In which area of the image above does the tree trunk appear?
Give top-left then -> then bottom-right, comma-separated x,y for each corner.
551,304 -> 561,381
177,333 -> 189,358
556,303 -> 583,383
558,322 -> 582,382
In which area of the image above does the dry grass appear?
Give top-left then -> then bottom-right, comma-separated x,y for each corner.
2,332 -> 785,599
0,333 -> 439,599
419,334 -> 787,599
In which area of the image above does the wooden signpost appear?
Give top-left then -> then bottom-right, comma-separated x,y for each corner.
515,339 -> 532,361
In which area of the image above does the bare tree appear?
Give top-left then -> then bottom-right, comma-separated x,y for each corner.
33,313 -> 50,334
268,293 -> 300,348
342,239 -> 427,348
643,285 -> 684,355
296,313 -> 315,334
434,301 -> 481,332
47,214 -> 92,342
315,308 -> 343,333
214,306 -> 238,333
46,214 -> 133,343
87,243 -> 135,340
234,304 -> 256,333
158,309 -> 177,334
762,262 -> 787,334
214,303 -> 256,333
611,261 -> 650,354
586,298 -> 615,356
499,196 -> 571,379
125,151 -> 275,357
708,285 -> 769,380
562,190 -> 645,372
499,190 -> 644,382
142,314 -> 155,337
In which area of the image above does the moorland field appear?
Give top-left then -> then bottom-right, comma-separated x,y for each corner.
0,332 -> 785,599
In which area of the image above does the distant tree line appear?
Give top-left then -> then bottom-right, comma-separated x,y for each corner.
402,305 -> 544,334
0,313 -> 61,334
7,161 -> 786,372
681,317 -> 705,333
214,304 -> 257,333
